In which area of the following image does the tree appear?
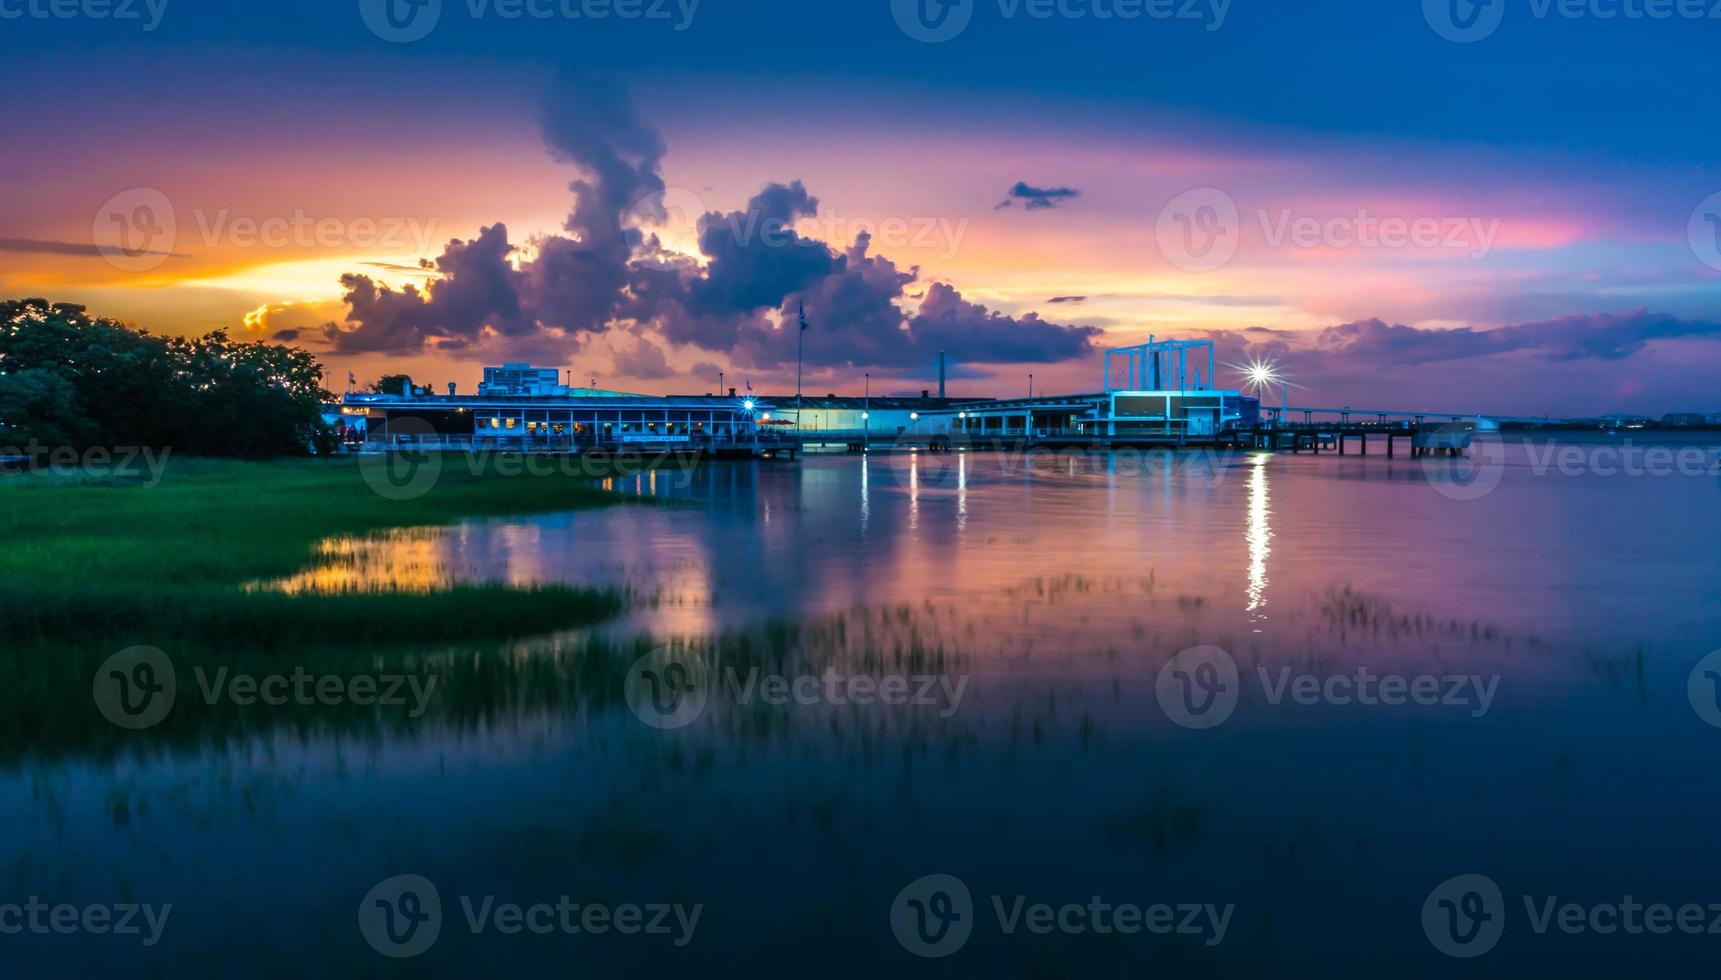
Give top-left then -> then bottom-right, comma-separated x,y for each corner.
371,374 -> 414,396
0,298 -> 335,457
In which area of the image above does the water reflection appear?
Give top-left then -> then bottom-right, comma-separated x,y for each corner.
255,450 -> 1721,647
1246,453 -> 1273,627
10,444 -> 1721,978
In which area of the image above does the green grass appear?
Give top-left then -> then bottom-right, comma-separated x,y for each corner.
0,453 -> 669,644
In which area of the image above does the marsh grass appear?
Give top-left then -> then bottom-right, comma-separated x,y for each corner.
0,608 -> 970,762
0,454 -> 646,643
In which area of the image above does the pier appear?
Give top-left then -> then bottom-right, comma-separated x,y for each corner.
337,341 -> 1557,463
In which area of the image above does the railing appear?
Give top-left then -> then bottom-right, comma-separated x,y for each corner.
361,431 -> 785,454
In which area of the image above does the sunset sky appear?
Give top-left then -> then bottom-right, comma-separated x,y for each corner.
4,0 -> 1720,413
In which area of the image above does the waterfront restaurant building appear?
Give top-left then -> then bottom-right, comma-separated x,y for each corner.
344,383 -> 765,452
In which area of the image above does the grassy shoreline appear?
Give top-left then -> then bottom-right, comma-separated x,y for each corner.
0,454 -> 667,644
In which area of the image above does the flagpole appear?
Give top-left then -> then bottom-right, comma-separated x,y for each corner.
796,303 -> 806,436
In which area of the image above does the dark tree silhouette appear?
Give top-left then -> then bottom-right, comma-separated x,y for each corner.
0,298 -> 335,456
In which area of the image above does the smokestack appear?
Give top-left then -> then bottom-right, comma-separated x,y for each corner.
938,350 -> 946,399
447,382 -> 457,397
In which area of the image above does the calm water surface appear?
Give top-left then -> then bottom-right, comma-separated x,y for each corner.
9,436 -> 1721,977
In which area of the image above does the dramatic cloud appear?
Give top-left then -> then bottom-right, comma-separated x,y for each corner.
325,73 -> 664,356
996,182 -> 1081,210
910,282 -> 1101,363
1047,295 -> 1087,304
686,181 -> 836,316
610,335 -> 674,380
327,73 -> 1102,376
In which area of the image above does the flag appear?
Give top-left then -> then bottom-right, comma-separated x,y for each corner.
347,371 -> 356,385
798,302 -> 808,332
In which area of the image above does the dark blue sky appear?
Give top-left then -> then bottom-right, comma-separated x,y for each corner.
5,0 -> 1721,412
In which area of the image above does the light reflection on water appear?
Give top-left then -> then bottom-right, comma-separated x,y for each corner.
1246,454 -> 1272,627
264,443 -> 1719,649
12,439 -> 1721,977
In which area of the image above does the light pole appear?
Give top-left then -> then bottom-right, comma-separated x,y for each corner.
864,372 -> 871,452
796,303 -> 807,438
1028,374 -> 1035,435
